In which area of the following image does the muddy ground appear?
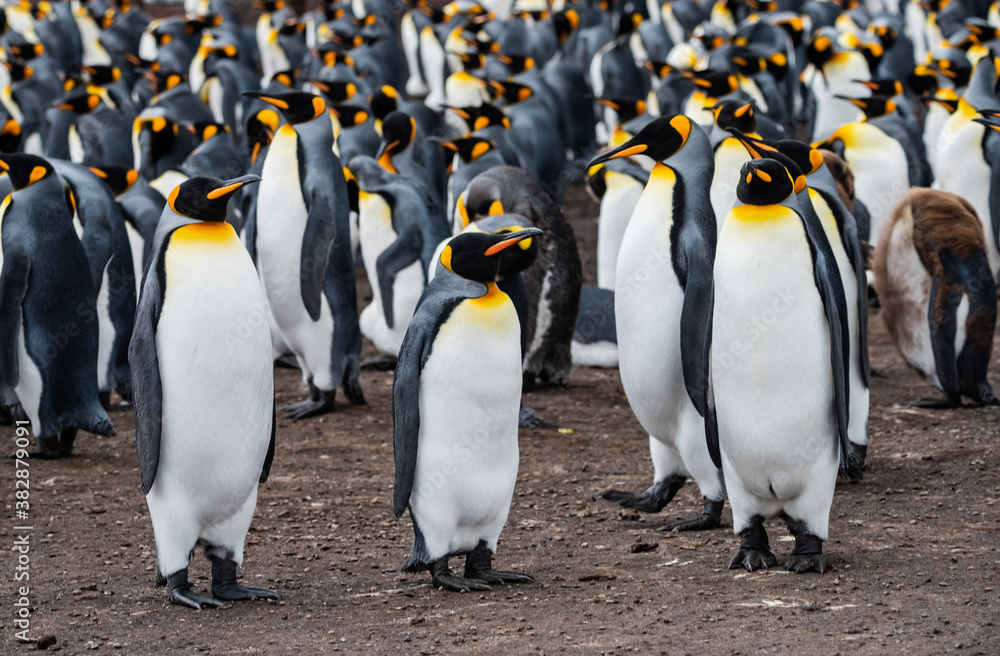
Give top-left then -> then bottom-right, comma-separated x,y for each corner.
2,184 -> 999,655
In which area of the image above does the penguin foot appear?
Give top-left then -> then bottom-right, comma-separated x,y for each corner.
165,569 -> 223,610
25,437 -> 62,460
429,558 -> 492,592
98,391 -> 111,410
967,383 -> 1000,407
342,364 -> 366,406
782,518 -> 825,573
210,557 -> 279,601
518,404 -> 555,429
280,385 -> 336,419
659,497 -> 724,532
598,475 -> 686,514
728,515 -> 776,571
360,354 -> 397,371
463,542 -> 533,585
902,394 -> 962,409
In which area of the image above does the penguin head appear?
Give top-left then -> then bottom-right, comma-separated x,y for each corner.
710,99 -> 757,134
0,154 -> 55,191
552,8 -> 579,44
834,94 -> 897,119
8,43 -> 44,62
432,136 -> 496,164
492,80 -> 535,105
771,140 -> 826,177
855,78 -> 903,98
308,79 -> 359,105
166,175 -> 262,222
270,68 -> 300,89
467,218 -> 540,278
439,228 -> 543,282
88,166 -> 141,197
186,121 -> 230,143
496,54 -> 535,75
459,177 -> 505,228
3,60 -> 33,82
594,97 -> 647,125
736,159 -> 796,207
376,111 -> 417,172
0,118 -> 22,153
331,104 -> 371,128
727,128 -> 808,194
53,92 -> 103,115
243,91 -> 328,125
369,85 -> 399,126
79,64 -> 122,86
587,115 -> 694,168
342,165 -> 360,214
681,70 -> 741,98
727,47 -> 768,76
469,103 -> 509,131
247,108 -> 281,165
867,20 -> 898,48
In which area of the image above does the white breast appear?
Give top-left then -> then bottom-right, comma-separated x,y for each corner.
597,170 -> 643,290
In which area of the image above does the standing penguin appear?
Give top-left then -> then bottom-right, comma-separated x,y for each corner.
130,174 -> 280,609
587,116 -> 722,531
0,154 -> 114,458
712,158 -> 859,574
873,189 -> 998,407
393,227 -> 541,592
244,90 -> 365,417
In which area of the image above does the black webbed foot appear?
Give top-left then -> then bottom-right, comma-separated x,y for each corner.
166,569 -> 223,609
210,557 -> 279,601
463,542 -> 533,585
902,394 -> 962,409
728,515 -> 777,572
599,475 -> 685,513
659,497 -> 724,532
280,383 -> 336,419
783,519 -> 826,573
518,404 -> 555,429
429,557 -> 492,592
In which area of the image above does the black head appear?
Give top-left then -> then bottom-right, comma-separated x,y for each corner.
439,228 -> 544,282
736,158 -> 796,206
710,99 -> 757,133
728,47 -> 767,76
834,94 -> 897,119
868,20 -> 898,47
8,43 -> 44,62
470,103 -> 509,131
552,8 -> 579,44
308,79 -> 359,105
342,165 -> 359,214
682,69 -> 741,97
909,64 -> 939,96
247,108 -> 281,164
3,60 -> 33,82
805,31 -> 837,69
587,115 -> 693,167
332,104 -> 372,128
460,176 -> 504,227
53,92 -> 102,115
434,136 -> 496,164
242,91 -> 327,125
0,118 -> 21,153
496,53 -> 535,74
595,96 -> 647,124
369,85 -> 399,122
79,64 -> 122,86
88,166 -> 140,197
186,121 -> 230,142
726,128 -> 808,193
167,175 -> 262,221
494,81 -> 534,105
0,154 -> 55,191
483,222 -> 540,277
855,78 -> 903,97
772,140 -> 826,176
376,111 -> 416,172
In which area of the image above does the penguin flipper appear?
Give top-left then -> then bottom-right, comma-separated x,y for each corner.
808,234 -> 858,480
392,313 -> 428,518
679,235 -> 715,418
129,254 -> 166,495
0,253 -> 30,389
299,190 -> 337,322
927,260 -> 964,399
259,401 -> 277,483
376,233 -> 424,330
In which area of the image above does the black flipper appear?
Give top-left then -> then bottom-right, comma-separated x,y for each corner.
260,401 -> 276,483
376,233 -> 423,329
299,180 -> 336,321
953,250 -> 999,404
129,229 -> 171,495
927,264 -> 962,399
678,234 -> 715,417
0,253 -> 30,389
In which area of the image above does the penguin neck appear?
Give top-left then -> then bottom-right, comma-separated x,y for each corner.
470,281 -> 508,309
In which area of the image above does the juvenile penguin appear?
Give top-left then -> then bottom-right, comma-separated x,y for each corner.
587,116 -> 723,531
712,158 -> 858,574
393,228 -> 542,592
873,189 -> 998,407
244,90 -> 365,417
130,173 -> 280,609
0,154 -> 114,458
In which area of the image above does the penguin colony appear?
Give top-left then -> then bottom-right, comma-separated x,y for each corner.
0,0 -> 996,608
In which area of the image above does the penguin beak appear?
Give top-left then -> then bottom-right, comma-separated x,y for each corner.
206,174 -> 262,200
725,127 -> 774,158
587,135 -> 649,168
242,91 -> 290,109
973,117 -> 1000,133
733,99 -> 755,117
483,227 -> 543,256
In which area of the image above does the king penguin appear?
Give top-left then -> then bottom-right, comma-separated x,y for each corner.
243,90 -> 365,417
0,154 -> 114,458
393,227 -> 542,592
587,115 -> 723,531
711,158 -> 858,574
130,173 -> 281,609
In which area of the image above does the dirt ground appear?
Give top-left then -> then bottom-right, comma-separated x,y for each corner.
3,184 -> 999,655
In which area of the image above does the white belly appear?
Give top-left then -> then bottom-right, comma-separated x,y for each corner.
14,325 -> 44,436
615,170 -> 687,441
408,298 -> 522,557
597,171 -> 642,290
95,260 -> 114,392
845,138 -> 910,247
124,220 -> 145,299
710,139 -> 750,229
151,228 -> 273,520
713,208 -> 838,499
257,128 -> 337,387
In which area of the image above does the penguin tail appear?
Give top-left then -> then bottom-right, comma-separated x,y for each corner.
155,572 -> 167,588
401,550 -> 430,573
839,446 -> 863,481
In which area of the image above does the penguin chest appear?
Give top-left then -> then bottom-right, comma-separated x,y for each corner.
710,139 -> 751,225
154,223 -> 273,493
713,206 -> 834,467
615,166 -> 688,431
411,291 -> 522,531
